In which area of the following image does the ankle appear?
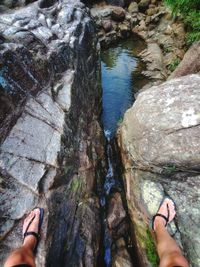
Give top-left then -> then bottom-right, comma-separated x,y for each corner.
23,237 -> 36,251
154,217 -> 166,231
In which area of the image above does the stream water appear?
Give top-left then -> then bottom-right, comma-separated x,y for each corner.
100,37 -> 147,267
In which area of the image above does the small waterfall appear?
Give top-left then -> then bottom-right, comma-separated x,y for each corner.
100,140 -> 116,267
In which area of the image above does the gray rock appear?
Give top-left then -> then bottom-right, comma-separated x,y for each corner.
121,74 -> 200,170
90,6 -> 113,18
1,113 -> 61,166
0,152 -> 46,192
111,7 -> 126,22
128,2 -> 138,13
112,238 -> 133,267
138,0 -> 150,12
139,42 -> 167,80
102,20 -> 113,32
0,1 -> 105,267
25,91 -> 65,132
0,173 -> 37,240
107,192 -> 126,229
56,71 -> 74,111
119,75 -> 200,264
146,7 -> 158,16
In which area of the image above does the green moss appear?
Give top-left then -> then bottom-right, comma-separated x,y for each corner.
145,229 -> 159,267
70,176 -> 82,193
186,31 -> 200,45
167,58 -> 181,72
134,222 -> 159,267
163,164 -> 176,174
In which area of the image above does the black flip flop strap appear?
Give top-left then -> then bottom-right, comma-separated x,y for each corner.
24,231 -> 39,242
23,215 -> 36,237
153,213 -> 169,227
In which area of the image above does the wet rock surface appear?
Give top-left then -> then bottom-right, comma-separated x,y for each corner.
0,1 -> 105,266
118,74 -> 200,267
112,238 -> 134,267
107,192 -> 126,230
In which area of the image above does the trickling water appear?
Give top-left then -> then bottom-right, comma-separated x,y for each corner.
100,37 -> 148,267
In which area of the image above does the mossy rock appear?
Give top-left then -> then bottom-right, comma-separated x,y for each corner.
135,222 -> 159,267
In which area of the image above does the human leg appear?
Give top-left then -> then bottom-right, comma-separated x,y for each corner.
4,208 -> 43,267
153,198 -> 189,267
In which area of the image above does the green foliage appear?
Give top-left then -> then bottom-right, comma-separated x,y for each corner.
186,31 -> 200,45
165,0 -> 200,15
165,0 -> 200,44
167,58 -> 181,72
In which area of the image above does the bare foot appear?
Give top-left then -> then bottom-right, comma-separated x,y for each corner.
153,197 -> 176,231
23,208 -> 40,250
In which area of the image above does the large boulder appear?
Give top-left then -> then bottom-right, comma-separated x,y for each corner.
118,74 -> 200,267
0,1 -> 105,266
121,74 -> 200,170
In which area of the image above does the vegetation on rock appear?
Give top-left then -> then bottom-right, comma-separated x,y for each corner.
145,229 -> 159,267
167,58 -> 181,72
165,0 -> 200,45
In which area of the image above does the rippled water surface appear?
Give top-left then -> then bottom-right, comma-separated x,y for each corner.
101,38 -> 147,139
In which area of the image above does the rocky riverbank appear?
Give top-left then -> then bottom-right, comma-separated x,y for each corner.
89,0 -> 187,88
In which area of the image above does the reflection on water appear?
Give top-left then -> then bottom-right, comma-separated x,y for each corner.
100,37 -> 148,267
101,37 -> 147,139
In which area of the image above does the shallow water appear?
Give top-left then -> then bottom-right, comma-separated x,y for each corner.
101,37 -> 147,139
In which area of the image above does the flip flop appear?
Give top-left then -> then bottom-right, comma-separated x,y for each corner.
23,208 -> 44,253
151,196 -> 176,231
